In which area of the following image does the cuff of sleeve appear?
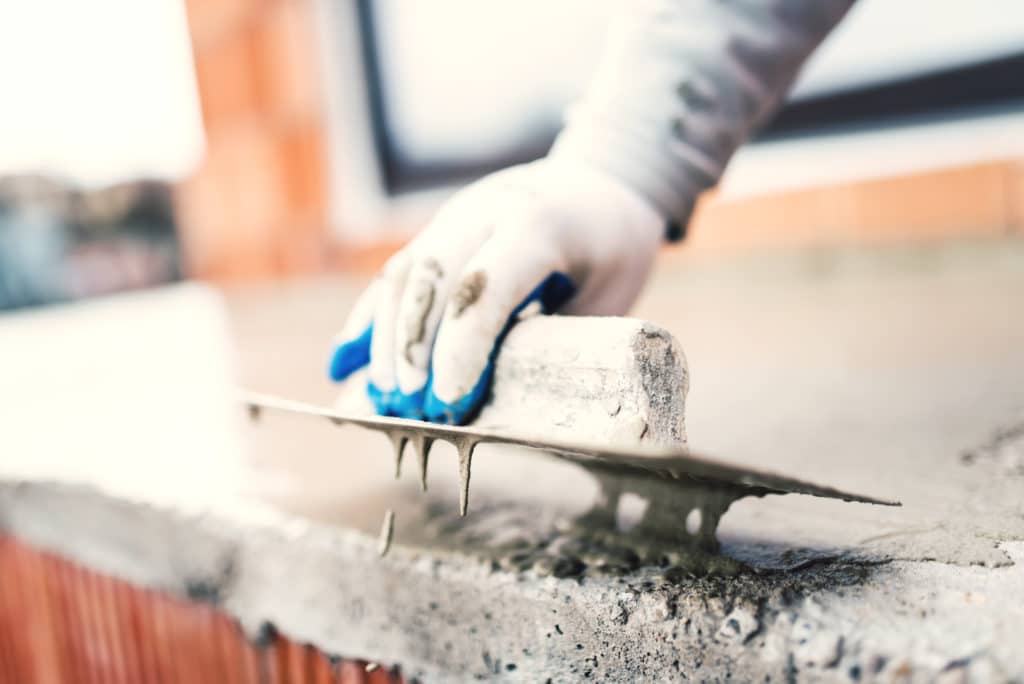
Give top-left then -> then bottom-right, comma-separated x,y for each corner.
550,118 -> 704,243
665,219 -> 688,243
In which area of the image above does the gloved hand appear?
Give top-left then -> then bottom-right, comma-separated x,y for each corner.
327,156 -> 664,424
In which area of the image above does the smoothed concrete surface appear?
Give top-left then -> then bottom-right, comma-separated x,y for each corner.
2,236 -> 1023,681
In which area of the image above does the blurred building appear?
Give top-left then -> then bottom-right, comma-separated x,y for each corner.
0,176 -> 180,310
173,0 -> 1024,284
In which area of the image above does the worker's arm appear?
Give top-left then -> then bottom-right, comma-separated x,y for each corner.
329,0 -> 855,424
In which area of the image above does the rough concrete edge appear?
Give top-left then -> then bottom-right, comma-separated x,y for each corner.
0,477 -> 467,676
4,478 -> 1021,682
0,477 -> 861,682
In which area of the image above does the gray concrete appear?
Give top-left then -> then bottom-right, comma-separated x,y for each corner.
5,478 -> 1023,683
2,236 -> 1024,682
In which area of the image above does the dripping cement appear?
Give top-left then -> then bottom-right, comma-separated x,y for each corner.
294,414 -> 742,576
410,434 -> 433,492
455,439 -> 476,517
378,509 -> 395,557
350,419 -> 475,557
324,418 -> 475,519
388,432 -> 406,479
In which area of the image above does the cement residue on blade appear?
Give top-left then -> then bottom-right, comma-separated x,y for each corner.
257,405 -> 746,574
378,508 -> 395,556
325,418 -> 479,518
455,438 -> 476,517
410,434 -> 433,491
388,432 -> 406,479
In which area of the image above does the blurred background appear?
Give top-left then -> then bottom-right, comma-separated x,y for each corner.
1,0 -> 1023,309
2,4 -> 1024,681
2,5 -> 1024,680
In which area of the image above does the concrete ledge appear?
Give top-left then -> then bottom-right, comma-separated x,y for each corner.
3,478 -> 1023,682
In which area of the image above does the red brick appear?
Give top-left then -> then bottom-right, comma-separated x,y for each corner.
175,122 -> 288,280
191,22 -> 263,133
277,119 -> 326,221
0,535 -> 403,684
184,0 -> 258,51
252,0 -> 323,120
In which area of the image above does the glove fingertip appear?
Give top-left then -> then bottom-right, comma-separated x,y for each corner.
390,386 -> 427,420
328,325 -> 373,381
422,389 -> 458,425
422,271 -> 575,425
366,380 -> 393,416
423,364 -> 493,426
367,380 -> 428,419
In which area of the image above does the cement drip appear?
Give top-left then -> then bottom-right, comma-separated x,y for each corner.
378,509 -> 395,557
327,416 -> 738,565
387,432 -> 406,479
254,397 -> 891,570
456,439 -> 477,517
410,434 -> 433,491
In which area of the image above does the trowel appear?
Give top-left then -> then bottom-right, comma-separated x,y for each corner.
244,315 -> 898,556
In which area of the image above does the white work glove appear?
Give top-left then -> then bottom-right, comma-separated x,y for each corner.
328,0 -> 854,424
328,157 -> 664,424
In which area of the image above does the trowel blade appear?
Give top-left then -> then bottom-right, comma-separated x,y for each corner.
242,391 -> 899,507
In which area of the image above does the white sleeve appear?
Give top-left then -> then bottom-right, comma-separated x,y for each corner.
551,0 -> 855,239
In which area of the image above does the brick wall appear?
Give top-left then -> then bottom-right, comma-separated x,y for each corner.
0,534 -> 402,683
